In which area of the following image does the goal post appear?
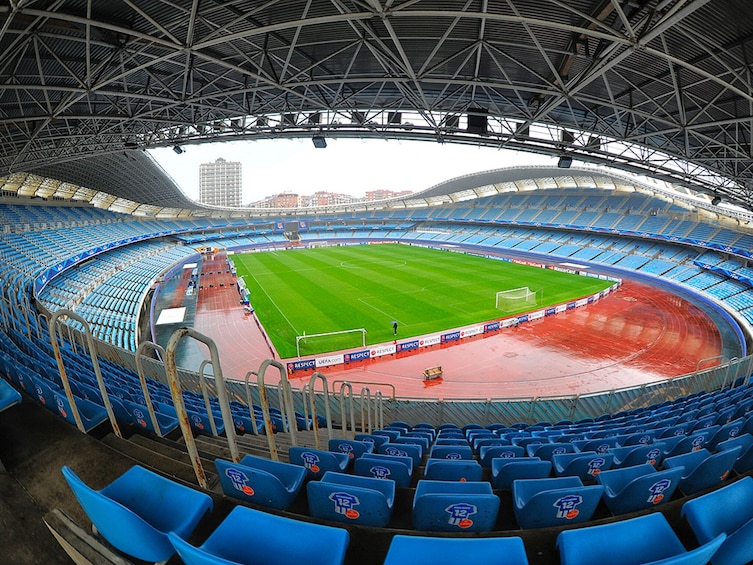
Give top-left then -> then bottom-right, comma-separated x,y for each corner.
296,328 -> 367,357
495,287 -> 539,312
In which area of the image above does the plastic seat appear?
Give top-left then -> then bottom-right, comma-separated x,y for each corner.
664,428 -> 719,457
424,459 -> 483,482
480,445 -> 525,467
412,480 -> 500,532
663,446 -> 741,495
552,451 -> 614,482
618,430 -> 659,446
307,471 -> 395,527
429,444 -> 474,460
328,438 -> 374,461
372,429 -> 401,441
383,534 -> 529,565
355,452 -> 413,487
0,378 -> 21,413
52,391 -> 109,432
610,442 -> 666,468
513,476 -> 603,529
62,465 -> 213,562
289,446 -> 350,480
491,457 -> 552,490
717,433 -> 753,473
596,463 -> 685,515
572,437 -> 621,454
527,442 -> 576,460
681,476 -> 753,565
393,435 -> 428,453
215,454 -> 306,510
379,442 -> 422,467
115,397 -> 179,436
706,418 -> 746,451
557,511 -> 725,565
168,504 -> 349,565
354,433 -> 389,449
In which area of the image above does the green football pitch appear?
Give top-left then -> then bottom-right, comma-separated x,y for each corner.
232,244 -> 613,358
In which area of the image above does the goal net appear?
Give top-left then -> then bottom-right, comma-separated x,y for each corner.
495,287 -> 539,312
296,328 -> 367,357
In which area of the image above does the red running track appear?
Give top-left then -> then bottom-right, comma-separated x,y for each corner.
188,253 -> 723,399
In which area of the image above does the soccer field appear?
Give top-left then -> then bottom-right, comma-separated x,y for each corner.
232,244 -> 613,358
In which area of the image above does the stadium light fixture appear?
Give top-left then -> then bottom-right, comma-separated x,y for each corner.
558,155 -> 572,168
712,195 -> 722,206
312,135 -> 327,149
172,145 -> 184,154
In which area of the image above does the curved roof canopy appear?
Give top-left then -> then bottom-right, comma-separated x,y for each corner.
2,1 -> 753,212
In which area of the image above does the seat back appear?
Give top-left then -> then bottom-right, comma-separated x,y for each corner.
527,442 -> 576,460
597,464 -> 685,515
480,445 -> 525,467
383,535 -> 529,565
552,451 -> 614,482
307,473 -> 394,528
289,446 -> 349,480
424,459 -> 483,482
429,444 -> 474,460
328,438 -> 374,461
215,458 -> 305,510
681,475 -> 753,542
169,505 -> 349,565
379,442 -> 422,467
491,458 -> 552,490
612,443 -> 666,469
513,477 -> 603,529
412,480 -> 499,532
666,447 -> 741,495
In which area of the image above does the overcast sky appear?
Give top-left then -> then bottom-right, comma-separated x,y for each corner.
149,138 -> 555,204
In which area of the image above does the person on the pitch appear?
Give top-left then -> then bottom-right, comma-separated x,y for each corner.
392,321 -> 398,335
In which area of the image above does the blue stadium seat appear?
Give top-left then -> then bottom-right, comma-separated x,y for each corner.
513,476 -> 603,529
596,463 -> 684,515
114,397 -> 179,436
551,451 -> 614,482
372,429 -> 401,441
412,480 -> 500,532
307,471 -> 395,527
491,457 -> 552,490
423,459 -> 483,482
429,444 -> 474,460
0,378 -> 21,413
663,446 -> 741,495
62,465 -> 213,562
681,476 -> 753,565
168,504 -> 349,565
557,512 -> 725,565
707,418 -> 746,451
480,445 -> 525,467
717,433 -> 753,473
354,433 -> 389,449
527,442 -> 576,460
288,446 -> 350,480
572,437 -> 621,454
52,391 -> 109,432
328,438 -> 374,461
379,442 -> 422,467
383,534 -> 529,565
215,455 -> 306,510
664,428 -> 719,457
393,435 -> 429,453
355,453 -> 413,487
610,442 -> 666,469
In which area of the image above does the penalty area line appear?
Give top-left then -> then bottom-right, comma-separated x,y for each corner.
246,271 -> 299,336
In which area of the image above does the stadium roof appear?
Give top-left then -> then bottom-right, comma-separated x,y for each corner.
2,1 -> 753,214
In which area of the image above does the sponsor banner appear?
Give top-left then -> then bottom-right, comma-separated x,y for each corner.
464,326 -> 484,337
567,302 -> 577,310
370,344 -> 397,358
517,314 -> 529,324
344,350 -> 371,363
288,359 -> 316,372
484,321 -> 501,332
556,304 -> 567,313
502,319 -> 518,328
420,335 -> 442,347
576,298 -> 588,307
441,330 -> 462,343
529,310 -> 545,321
396,340 -> 420,352
546,307 -> 556,316
316,354 -> 344,367
587,296 -> 595,304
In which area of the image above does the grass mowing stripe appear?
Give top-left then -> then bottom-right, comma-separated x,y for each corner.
235,244 -> 613,358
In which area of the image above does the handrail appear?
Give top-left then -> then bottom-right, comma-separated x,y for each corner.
198,360 -> 219,437
332,379 -> 396,400
339,381 -> 355,439
696,355 -> 725,372
134,341 -> 167,437
165,327 -> 239,489
243,370 -> 260,435
359,386 -> 372,434
308,371 -> 333,449
47,309 -> 122,438
257,359 -> 298,461
374,390 -> 384,430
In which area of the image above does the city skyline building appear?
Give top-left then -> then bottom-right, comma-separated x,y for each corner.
199,158 -> 242,207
